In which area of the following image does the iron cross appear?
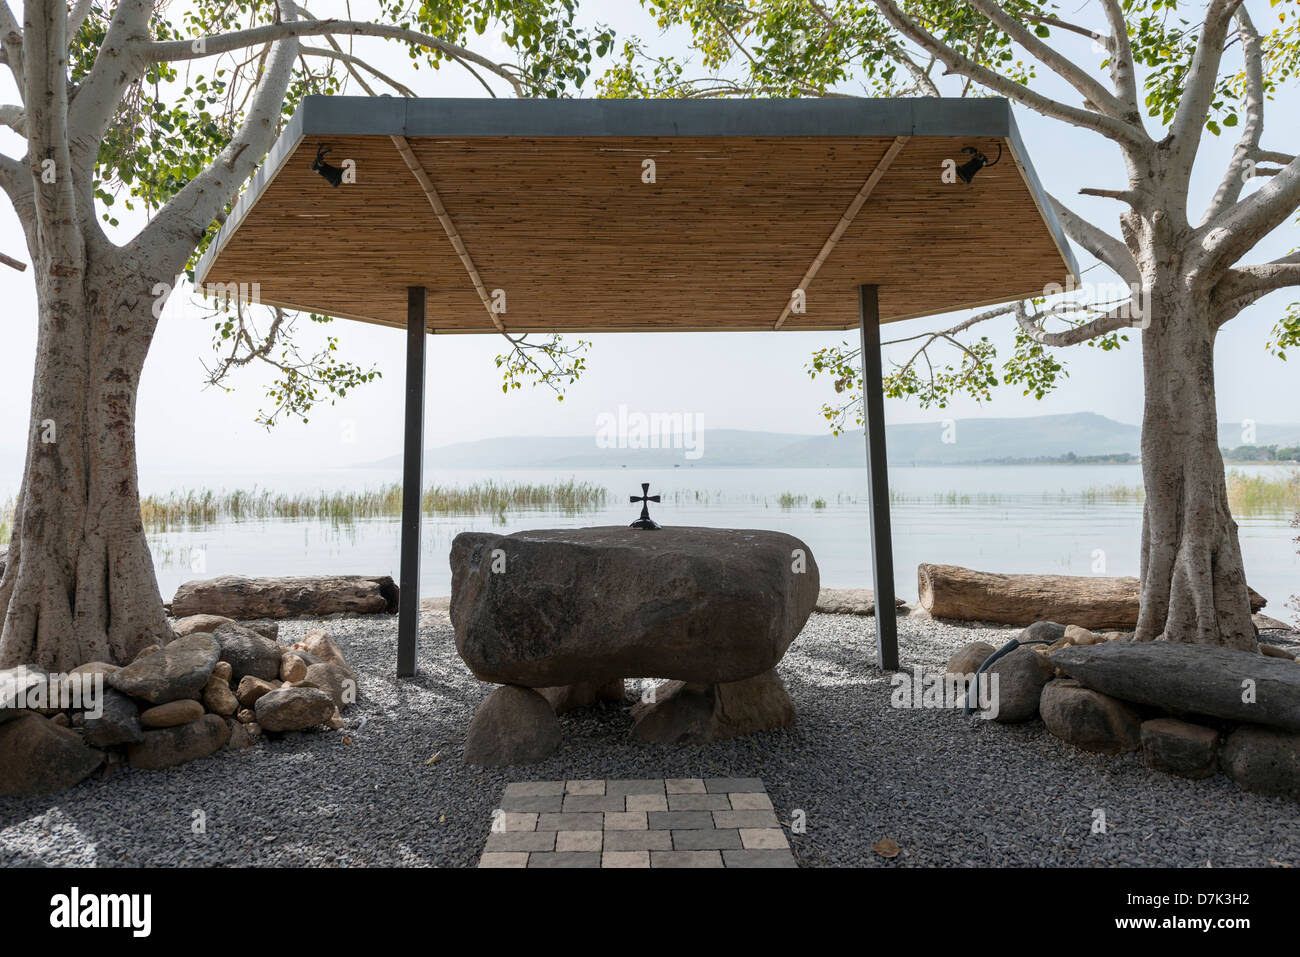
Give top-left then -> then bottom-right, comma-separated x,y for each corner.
629,482 -> 662,530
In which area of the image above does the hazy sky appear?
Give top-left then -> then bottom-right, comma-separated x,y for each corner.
0,0 -> 1295,483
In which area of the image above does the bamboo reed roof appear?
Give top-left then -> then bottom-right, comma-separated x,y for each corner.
195,96 -> 1079,334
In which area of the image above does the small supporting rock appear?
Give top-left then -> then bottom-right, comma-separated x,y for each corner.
630,669 -> 796,744
1040,679 -> 1141,754
1141,718 -> 1219,779
127,714 -> 230,770
1220,725 -> 1300,799
945,641 -> 996,682
984,646 -> 1053,723
539,679 -> 625,714
464,685 -> 562,766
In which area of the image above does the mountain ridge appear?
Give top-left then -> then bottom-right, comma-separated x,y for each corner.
354,412 -> 1300,469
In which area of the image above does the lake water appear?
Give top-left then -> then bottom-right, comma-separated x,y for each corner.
120,463 -> 1299,619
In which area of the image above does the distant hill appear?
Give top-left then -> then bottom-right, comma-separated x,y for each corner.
356,412 -> 1300,470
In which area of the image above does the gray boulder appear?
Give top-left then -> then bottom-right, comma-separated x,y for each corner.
984,645 -> 1053,723
1141,718 -> 1219,779
213,623 -> 283,683
303,662 -> 357,711
945,641 -> 997,679
0,665 -> 45,724
1020,621 -> 1067,648
464,685 -> 561,766
255,686 -> 336,732
450,526 -> 819,687
1040,679 -> 1141,753
83,689 -> 145,747
107,633 -> 219,705
1052,641 -> 1300,732
1220,725 -> 1300,799
127,714 -> 230,770
0,714 -> 104,795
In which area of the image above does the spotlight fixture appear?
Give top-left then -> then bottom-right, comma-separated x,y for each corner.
311,144 -> 344,188
955,142 -> 1003,184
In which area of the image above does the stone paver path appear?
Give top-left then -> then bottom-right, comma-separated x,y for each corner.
478,777 -> 797,868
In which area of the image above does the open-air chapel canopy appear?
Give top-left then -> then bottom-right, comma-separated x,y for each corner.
195,95 -> 1079,679
196,95 -> 1078,332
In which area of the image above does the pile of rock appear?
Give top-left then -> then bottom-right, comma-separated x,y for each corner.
0,617 -> 359,797
450,526 -> 820,766
948,622 -> 1300,799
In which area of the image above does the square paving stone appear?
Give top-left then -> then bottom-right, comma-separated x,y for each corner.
481,777 -> 785,868
603,851 -> 650,868
496,812 -> 538,832
563,795 -> 627,813
484,831 -> 556,854
556,830 -> 603,852
648,810 -> 715,830
527,851 -> 601,868
713,810 -> 780,829
603,811 -> 648,831
537,812 -> 605,832
668,793 -> 732,811
606,779 -> 666,796
626,793 -> 669,813
723,849 -> 798,868
740,828 -> 789,850
504,781 -> 565,798
672,828 -> 743,851
651,850 -> 725,868
500,795 -> 564,813
603,830 -> 673,852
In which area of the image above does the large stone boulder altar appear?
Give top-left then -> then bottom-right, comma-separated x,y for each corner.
450,526 -> 819,764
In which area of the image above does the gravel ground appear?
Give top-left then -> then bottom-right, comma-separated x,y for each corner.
1,608 -> 1297,868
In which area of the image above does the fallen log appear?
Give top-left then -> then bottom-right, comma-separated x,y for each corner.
917,563 -> 1266,630
172,575 -> 399,620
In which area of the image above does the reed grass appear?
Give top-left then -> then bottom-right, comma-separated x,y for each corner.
1227,469 -> 1300,515
133,480 -> 607,531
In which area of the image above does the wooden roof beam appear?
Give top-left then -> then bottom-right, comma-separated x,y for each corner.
774,135 -> 909,330
390,134 -> 504,332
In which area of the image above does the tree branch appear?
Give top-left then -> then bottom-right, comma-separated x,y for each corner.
1196,153 -> 1300,275
66,0 -> 94,38
1166,0 -> 1246,190
145,18 -> 524,96
1201,6 -> 1266,225
0,2 -> 24,100
23,0 -> 77,245
867,0 -> 1148,149
0,102 -> 24,133
298,46 -> 415,97
965,0 -> 1133,120
1048,194 -> 1139,285
132,0 -> 301,273
65,0 -> 152,171
1213,257 -> 1300,316
1098,0 -> 1140,112
1014,299 -> 1137,346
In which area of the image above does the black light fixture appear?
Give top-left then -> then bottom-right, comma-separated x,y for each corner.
955,142 -> 1003,184
311,144 -> 344,188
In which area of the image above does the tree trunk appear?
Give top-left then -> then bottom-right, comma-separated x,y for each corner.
915,562 -> 1265,629
0,251 -> 172,671
171,574 -> 400,619
1136,283 -> 1257,650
